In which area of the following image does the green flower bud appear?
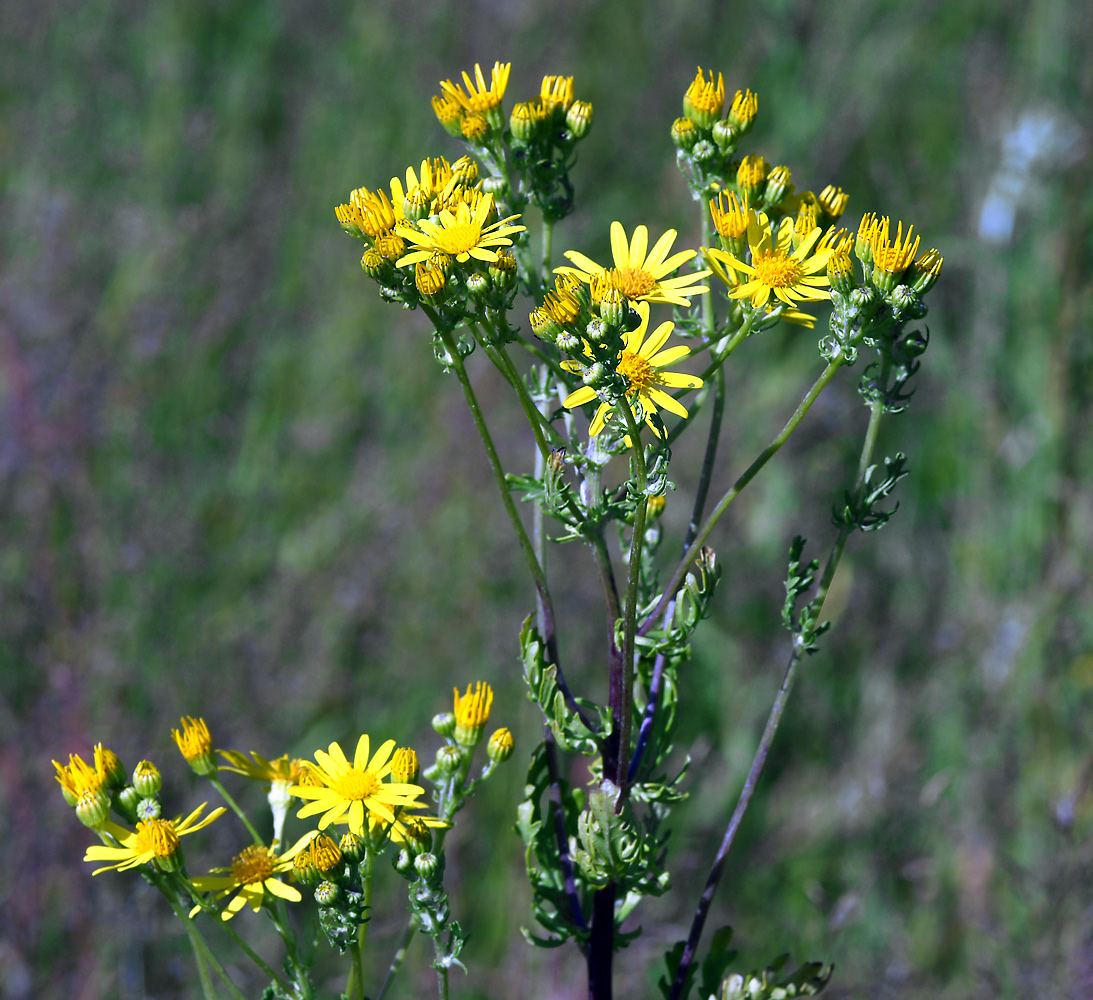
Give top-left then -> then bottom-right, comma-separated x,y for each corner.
114,785 -> 141,825
435,746 -> 462,775
413,852 -> 441,882
486,728 -> 514,763
339,832 -> 366,864
136,797 -> 162,822
671,117 -> 699,151
76,789 -> 111,829
402,186 -> 430,223
314,881 -> 340,907
431,712 -> 456,738
132,760 -> 162,798
691,139 -> 717,163
565,100 -> 593,140
466,272 -> 489,300
710,118 -> 738,153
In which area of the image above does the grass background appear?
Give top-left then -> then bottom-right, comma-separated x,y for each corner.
2,0 -> 1092,997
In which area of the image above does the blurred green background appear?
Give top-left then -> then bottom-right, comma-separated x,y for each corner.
2,0 -> 1092,997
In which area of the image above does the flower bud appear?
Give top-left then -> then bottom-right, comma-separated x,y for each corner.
361,247 -> 392,281
466,272 -> 489,300
431,712 -> 456,738
565,101 -> 593,140
692,139 -> 717,163
727,88 -> 758,133
293,850 -> 321,888
434,745 -> 462,775
136,797 -> 162,822
403,186 -> 430,223
95,744 -> 126,791
736,155 -> 767,198
432,94 -> 464,137
682,67 -> 724,130
486,728 -> 514,763
556,331 -> 581,353
764,165 -> 792,205
671,117 -> 698,151
390,747 -> 419,784
461,113 -> 490,143
454,681 -> 494,747
394,849 -> 416,876
76,789 -> 111,829
827,251 -> 856,295
908,249 -> 943,294
339,832 -> 366,864
114,785 -> 141,824
489,250 -> 516,290
413,852 -> 441,882
818,184 -> 849,220
172,717 -> 216,777
132,760 -> 162,798
849,286 -> 877,312
314,881 -> 340,907
510,101 -> 540,143
710,118 -> 738,153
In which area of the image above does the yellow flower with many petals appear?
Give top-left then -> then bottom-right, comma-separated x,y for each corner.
395,195 -> 524,267
84,804 -> 225,874
705,212 -> 832,310
289,735 -> 428,836
558,222 -> 709,307
562,302 -> 703,438
189,833 -> 314,920
440,62 -> 511,117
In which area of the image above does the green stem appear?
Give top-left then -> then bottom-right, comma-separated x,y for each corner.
617,405 -> 649,788
217,915 -> 290,991
165,889 -> 246,1000
347,943 -> 365,1000
640,357 -> 844,638
208,777 -> 263,845
668,392 -> 888,1000
376,917 -> 418,1000
542,216 -> 555,280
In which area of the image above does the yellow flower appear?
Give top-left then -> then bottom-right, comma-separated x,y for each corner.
705,212 -> 832,310
453,681 -> 493,747
289,735 -> 428,836
335,186 -> 399,239
683,67 -> 725,128
558,222 -> 709,307
189,833 -> 313,920
440,62 -> 511,123
53,752 -> 106,804
389,748 -> 419,784
172,716 -> 216,776
562,302 -> 703,438
395,194 -> 524,266
540,75 -> 575,113
84,804 -> 225,874
869,216 -> 920,288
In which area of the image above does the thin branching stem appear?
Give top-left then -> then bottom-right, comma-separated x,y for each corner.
668,393 -> 887,1000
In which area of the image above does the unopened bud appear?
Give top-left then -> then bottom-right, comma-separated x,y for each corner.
132,760 -> 162,798
413,852 -> 441,882
671,117 -> 698,151
314,881 -> 340,907
565,101 -> 593,140
76,789 -> 110,829
487,728 -> 515,763
339,832 -> 366,864
136,797 -> 162,822
432,712 -> 456,738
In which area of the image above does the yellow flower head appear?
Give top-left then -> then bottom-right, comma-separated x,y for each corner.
84,804 -> 225,875
389,747 -> 419,784
453,682 -> 494,747
908,248 -> 944,293
710,192 -> 751,255
737,155 -> 768,195
558,222 -> 709,308
562,302 -> 703,439
461,113 -> 490,142
728,88 -> 758,130
487,727 -> 515,763
431,92 -> 464,137
172,717 -> 216,776
289,735 -> 428,836
818,184 -> 849,220
189,833 -> 312,921
218,750 -> 304,786
683,67 -> 725,128
704,212 -> 832,310
396,194 -> 524,267
540,75 -> 575,113
336,186 -> 400,240
870,217 -> 920,278
441,62 -> 511,128
53,752 -> 106,804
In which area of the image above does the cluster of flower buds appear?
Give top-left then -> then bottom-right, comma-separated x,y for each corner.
672,68 -> 760,188
508,74 -> 593,152
53,743 -> 127,830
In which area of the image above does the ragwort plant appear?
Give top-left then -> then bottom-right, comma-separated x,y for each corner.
55,62 -> 943,1000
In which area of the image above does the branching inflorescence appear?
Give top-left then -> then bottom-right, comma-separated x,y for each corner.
57,60 -> 942,1000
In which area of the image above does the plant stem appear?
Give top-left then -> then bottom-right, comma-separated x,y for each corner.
376,916 -> 418,1000
165,890 -> 247,1000
217,917 -> 291,992
617,406 -> 649,790
640,358 -> 844,639
667,394 -> 887,1000
545,725 -> 588,932
208,776 -> 263,845
542,216 -> 555,283
435,323 -> 593,730
347,943 -> 365,1000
